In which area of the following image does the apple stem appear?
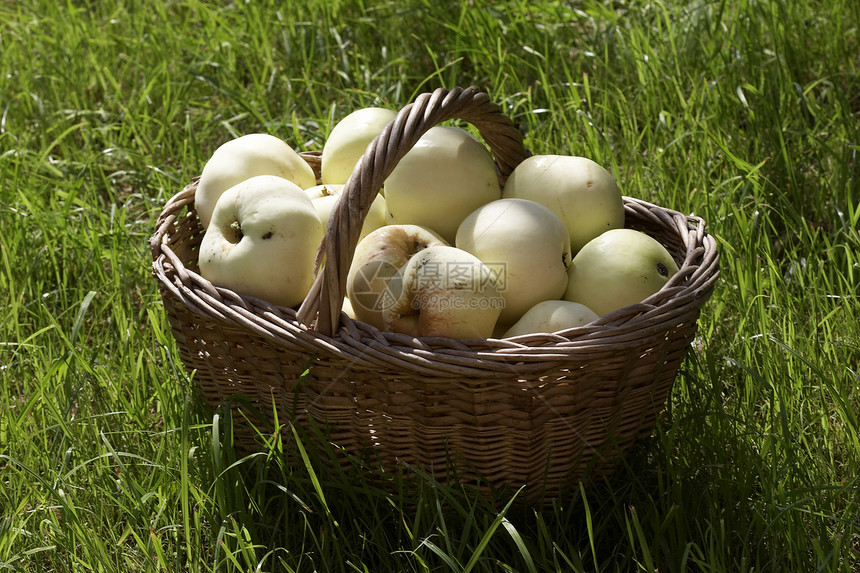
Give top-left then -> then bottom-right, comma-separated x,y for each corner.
228,220 -> 244,243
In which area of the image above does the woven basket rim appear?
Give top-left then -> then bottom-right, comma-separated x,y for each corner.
151,184 -> 719,374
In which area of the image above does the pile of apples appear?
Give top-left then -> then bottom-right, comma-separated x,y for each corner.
195,107 -> 680,340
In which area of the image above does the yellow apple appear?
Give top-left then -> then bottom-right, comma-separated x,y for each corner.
198,175 -> 323,308
341,297 -> 358,320
321,107 -> 397,185
195,133 -> 317,229
502,300 -> 599,337
383,126 -> 501,243
305,183 -> 387,242
501,154 -> 625,254
456,198 -> 571,324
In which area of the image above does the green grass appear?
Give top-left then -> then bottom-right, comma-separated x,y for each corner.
1,0 -> 858,570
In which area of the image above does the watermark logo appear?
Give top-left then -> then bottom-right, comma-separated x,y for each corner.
350,260 -> 404,312
411,292 -> 506,311
350,260 -> 508,312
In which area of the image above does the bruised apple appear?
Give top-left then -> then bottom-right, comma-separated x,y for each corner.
384,245 -> 502,339
346,224 -> 447,330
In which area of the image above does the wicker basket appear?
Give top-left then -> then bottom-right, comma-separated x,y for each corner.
150,86 -> 719,503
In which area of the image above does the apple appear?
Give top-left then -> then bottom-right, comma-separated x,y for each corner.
346,224 -> 448,330
501,154 -> 625,254
195,133 -> 317,229
198,175 -> 323,309
502,300 -> 599,337
321,106 -> 397,185
341,296 -> 358,320
563,228 -> 680,316
305,183 -> 387,242
455,198 -> 571,324
383,245 -> 502,339
383,126 -> 501,243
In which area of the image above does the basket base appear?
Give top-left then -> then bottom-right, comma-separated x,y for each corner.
197,374 -> 675,508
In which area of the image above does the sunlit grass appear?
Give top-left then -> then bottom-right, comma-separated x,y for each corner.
1,0 -> 858,571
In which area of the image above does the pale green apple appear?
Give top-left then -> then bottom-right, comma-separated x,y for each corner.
455,198 -> 572,324
341,296 -> 358,320
564,228 -> 679,316
305,183 -> 387,242
321,107 -> 397,185
195,133 -> 317,229
502,300 -> 599,337
384,126 -> 501,243
501,154 -> 625,254
199,175 -> 323,309
385,245 -> 502,339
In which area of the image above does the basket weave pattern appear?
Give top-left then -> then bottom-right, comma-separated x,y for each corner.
151,87 -> 719,501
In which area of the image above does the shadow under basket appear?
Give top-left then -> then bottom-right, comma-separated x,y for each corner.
150,87 -> 720,505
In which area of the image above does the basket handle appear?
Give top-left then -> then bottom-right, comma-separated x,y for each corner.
296,86 -> 532,336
